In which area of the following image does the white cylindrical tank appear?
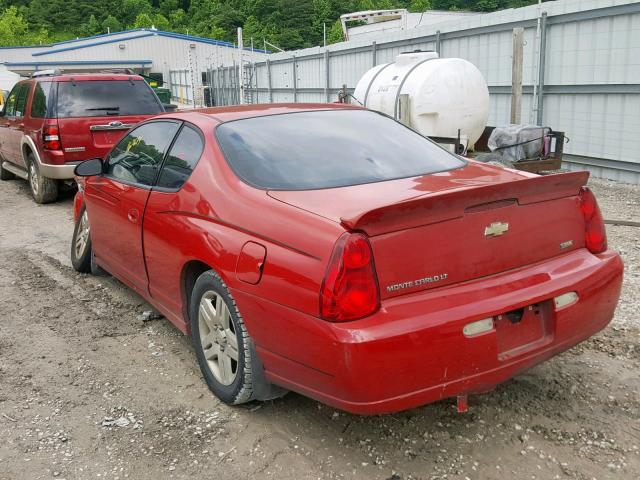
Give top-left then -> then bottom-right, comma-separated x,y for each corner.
353,51 -> 489,150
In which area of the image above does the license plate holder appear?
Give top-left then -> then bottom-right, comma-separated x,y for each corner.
495,300 -> 554,360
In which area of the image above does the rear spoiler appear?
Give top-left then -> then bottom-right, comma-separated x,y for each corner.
340,171 -> 589,236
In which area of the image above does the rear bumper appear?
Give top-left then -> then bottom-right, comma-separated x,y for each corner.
38,161 -> 79,180
38,149 -> 78,179
234,248 -> 623,414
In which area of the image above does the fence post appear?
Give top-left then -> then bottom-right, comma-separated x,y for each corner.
536,12 -> 548,125
510,27 -> 524,124
324,50 -> 330,102
266,59 -> 272,103
372,41 -> 377,67
292,56 -> 297,103
435,30 -> 441,55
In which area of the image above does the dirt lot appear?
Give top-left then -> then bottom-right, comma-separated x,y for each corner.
0,176 -> 638,480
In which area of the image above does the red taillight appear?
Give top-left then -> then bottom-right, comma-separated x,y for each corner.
579,186 -> 607,254
320,233 -> 380,322
43,123 -> 61,151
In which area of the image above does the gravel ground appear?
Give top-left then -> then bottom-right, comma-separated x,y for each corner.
0,175 -> 638,480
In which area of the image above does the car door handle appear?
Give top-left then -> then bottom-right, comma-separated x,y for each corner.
127,208 -> 140,223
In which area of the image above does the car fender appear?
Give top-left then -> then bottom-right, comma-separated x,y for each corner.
20,134 -> 42,167
73,189 -> 85,222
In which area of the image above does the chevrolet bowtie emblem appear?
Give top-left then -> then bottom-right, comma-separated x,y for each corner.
484,222 -> 509,237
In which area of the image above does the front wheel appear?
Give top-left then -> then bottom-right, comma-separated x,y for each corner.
71,206 -> 92,273
28,154 -> 58,204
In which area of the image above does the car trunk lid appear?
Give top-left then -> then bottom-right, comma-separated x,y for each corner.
268,164 -> 589,299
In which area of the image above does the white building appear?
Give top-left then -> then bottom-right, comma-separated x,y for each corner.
0,28 -> 268,105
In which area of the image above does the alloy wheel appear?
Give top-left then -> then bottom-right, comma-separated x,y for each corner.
29,163 -> 39,195
198,291 -> 239,386
74,210 -> 90,259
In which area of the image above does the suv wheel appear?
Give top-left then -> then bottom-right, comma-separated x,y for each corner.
0,161 -> 15,181
27,154 -> 58,204
71,206 -> 92,273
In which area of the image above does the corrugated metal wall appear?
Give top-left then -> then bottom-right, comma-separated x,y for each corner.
207,0 -> 640,183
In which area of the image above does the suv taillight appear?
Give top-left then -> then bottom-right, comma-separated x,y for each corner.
320,233 -> 380,322
579,186 -> 607,254
43,122 -> 61,150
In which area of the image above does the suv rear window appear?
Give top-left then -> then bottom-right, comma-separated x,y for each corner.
56,80 -> 163,118
215,109 -> 466,190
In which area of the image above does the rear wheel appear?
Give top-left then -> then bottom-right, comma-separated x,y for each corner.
27,154 -> 58,204
0,161 -> 15,181
71,206 -> 92,273
190,270 -> 286,405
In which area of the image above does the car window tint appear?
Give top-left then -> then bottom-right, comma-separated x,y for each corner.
3,85 -> 20,116
31,82 -> 52,118
156,125 -> 204,190
106,121 -> 180,187
216,109 -> 466,190
56,80 -> 163,118
14,84 -> 30,118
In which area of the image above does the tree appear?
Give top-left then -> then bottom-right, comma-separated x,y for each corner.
151,13 -> 170,30
123,0 -> 153,27
327,19 -> 343,44
408,0 -> 431,12
312,0 -> 331,45
133,12 -> 154,28
102,15 -> 123,33
0,6 -> 28,45
159,0 -> 178,15
80,14 -> 102,37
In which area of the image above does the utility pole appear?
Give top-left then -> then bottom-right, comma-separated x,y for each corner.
510,27 -> 524,124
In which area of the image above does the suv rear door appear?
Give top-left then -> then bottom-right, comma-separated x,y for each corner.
55,79 -> 164,162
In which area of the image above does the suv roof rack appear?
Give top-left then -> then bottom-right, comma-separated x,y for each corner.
31,69 -> 62,78
100,68 -> 136,75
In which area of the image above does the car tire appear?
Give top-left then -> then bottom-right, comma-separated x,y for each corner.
70,206 -> 92,273
0,161 -> 15,180
27,154 -> 58,204
189,270 -> 286,405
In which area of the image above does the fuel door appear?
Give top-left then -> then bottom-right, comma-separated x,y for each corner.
236,241 -> 267,284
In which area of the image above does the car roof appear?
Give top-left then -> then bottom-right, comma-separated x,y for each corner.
168,103 -> 365,124
30,73 -> 144,82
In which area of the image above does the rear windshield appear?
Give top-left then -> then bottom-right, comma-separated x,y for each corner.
215,109 -> 465,190
56,80 -> 163,118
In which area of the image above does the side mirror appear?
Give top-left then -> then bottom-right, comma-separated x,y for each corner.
74,158 -> 103,177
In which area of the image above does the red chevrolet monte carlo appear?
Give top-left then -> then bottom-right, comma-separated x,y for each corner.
70,104 -> 623,414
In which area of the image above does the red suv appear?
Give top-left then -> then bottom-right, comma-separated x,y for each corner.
0,71 -> 164,203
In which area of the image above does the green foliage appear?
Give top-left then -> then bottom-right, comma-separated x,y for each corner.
327,19 -> 343,44
0,0 -> 540,49
0,6 -> 27,45
408,0 -> 431,13
79,15 -> 101,37
102,15 -> 123,33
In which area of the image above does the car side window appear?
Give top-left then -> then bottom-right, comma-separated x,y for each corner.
156,125 -> 204,190
31,82 -> 52,118
3,84 -> 23,117
14,84 -> 30,118
106,121 -> 180,187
